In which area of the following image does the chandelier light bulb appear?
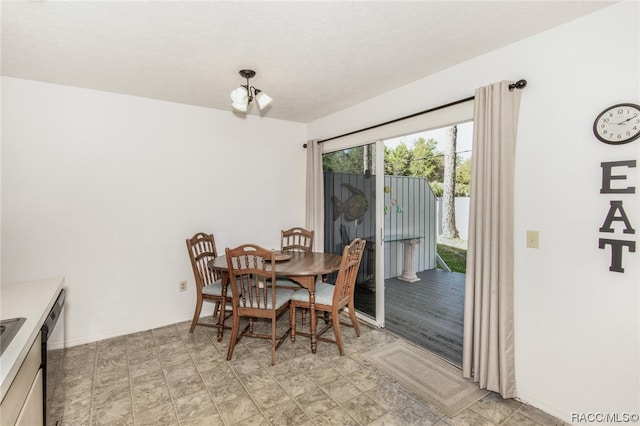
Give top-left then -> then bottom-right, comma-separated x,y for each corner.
230,87 -> 248,111
255,91 -> 273,110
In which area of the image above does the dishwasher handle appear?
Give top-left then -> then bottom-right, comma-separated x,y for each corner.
42,288 -> 66,342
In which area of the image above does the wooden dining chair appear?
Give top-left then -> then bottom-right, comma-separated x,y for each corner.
289,238 -> 366,355
281,227 -> 314,252
186,232 -> 232,341
225,244 -> 295,366
276,227 -> 315,291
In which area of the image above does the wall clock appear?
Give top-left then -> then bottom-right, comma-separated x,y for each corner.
593,103 -> 640,145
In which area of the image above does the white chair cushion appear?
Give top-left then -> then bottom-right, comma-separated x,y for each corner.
290,282 -> 335,305
273,277 -> 303,288
242,288 -> 295,310
201,279 -> 224,296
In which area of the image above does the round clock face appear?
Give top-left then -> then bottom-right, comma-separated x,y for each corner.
593,103 -> 640,145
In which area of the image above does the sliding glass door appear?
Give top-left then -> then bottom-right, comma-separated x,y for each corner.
322,142 -> 383,323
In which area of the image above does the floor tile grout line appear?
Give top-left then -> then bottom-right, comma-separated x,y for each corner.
216,323 -> 325,424
125,336 -> 137,426
256,324 -> 346,424
227,340 -> 274,424
291,320 -> 377,424
129,325 -> 185,425
313,355 -> 371,425
330,367 -> 386,425
212,316 -> 304,423
187,325 -> 232,426
249,327 -> 371,425
89,342 -> 99,425
500,409 -> 518,425
500,404 -> 543,426
171,324 -> 190,426
127,333 -> 153,424
164,324 -> 195,426
268,352 -> 331,424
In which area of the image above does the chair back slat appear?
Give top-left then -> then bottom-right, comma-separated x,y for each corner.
333,238 -> 366,305
226,244 -> 277,310
186,233 -> 220,288
281,227 -> 314,252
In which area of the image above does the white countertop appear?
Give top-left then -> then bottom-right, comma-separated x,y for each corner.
0,277 -> 64,401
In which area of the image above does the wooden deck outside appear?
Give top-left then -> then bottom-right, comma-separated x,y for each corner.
354,268 -> 465,367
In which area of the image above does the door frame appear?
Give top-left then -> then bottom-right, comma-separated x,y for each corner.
321,139 -> 386,328
317,98 -> 473,329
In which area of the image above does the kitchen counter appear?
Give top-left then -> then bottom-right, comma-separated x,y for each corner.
0,277 -> 64,402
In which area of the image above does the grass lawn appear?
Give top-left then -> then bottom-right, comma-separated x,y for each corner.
437,243 -> 467,273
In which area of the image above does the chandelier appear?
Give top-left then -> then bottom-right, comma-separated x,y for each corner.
230,69 -> 273,112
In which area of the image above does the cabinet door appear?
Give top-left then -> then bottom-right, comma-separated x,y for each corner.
0,334 -> 42,426
16,369 -> 43,426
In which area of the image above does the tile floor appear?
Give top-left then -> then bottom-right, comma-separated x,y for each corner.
47,312 -> 568,425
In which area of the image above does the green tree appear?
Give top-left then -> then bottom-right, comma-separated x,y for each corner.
384,138 -> 442,179
455,157 -> 472,196
384,142 -> 413,176
408,137 -> 441,181
430,181 -> 443,198
323,146 -> 366,173
329,136 -> 470,200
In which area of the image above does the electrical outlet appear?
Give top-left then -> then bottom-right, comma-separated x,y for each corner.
526,230 -> 539,249
179,280 -> 187,292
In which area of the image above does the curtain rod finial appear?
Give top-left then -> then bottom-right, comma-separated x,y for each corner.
509,79 -> 527,91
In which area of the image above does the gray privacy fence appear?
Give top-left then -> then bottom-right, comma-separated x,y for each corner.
324,172 -> 437,280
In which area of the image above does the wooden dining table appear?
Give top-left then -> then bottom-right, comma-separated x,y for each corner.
208,250 -> 342,353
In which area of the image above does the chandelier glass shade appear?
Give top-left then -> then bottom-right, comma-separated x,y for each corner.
230,69 -> 272,112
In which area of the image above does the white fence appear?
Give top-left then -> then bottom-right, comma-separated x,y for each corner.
437,197 -> 470,241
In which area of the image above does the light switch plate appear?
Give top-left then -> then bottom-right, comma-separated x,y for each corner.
526,230 -> 539,249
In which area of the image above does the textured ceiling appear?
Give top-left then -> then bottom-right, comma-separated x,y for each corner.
1,1 -> 615,123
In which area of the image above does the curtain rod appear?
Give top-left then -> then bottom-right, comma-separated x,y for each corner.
303,79 -> 527,147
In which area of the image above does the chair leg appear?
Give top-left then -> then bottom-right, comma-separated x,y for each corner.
271,318 -> 277,366
347,302 -> 360,337
332,311 -> 344,356
290,304 -> 297,343
216,300 -> 227,342
301,308 -> 306,326
189,294 -> 204,333
226,313 -> 240,361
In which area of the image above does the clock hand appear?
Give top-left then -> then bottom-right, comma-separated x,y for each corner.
617,113 -> 638,125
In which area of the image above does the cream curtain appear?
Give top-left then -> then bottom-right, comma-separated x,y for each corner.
305,140 -> 324,251
462,81 -> 522,398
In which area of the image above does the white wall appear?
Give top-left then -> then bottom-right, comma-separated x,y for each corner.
1,78 -> 307,345
309,2 -> 639,422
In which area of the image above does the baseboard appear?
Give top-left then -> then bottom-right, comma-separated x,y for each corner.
516,391 -> 572,425
60,309 -> 214,349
